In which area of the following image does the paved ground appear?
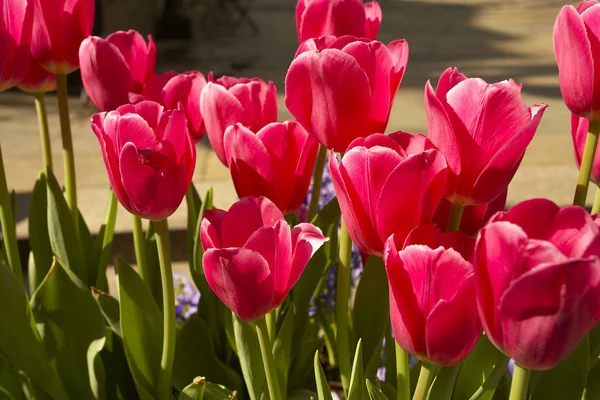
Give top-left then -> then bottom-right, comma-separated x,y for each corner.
0,0 -> 584,248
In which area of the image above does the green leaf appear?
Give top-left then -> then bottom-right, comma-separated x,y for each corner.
233,314 -> 265,400
144,222 -> 165,309
173,314 -> 243,393
0,263 -> 67,399
273,306 -> 295,396
366,379 -> 388,400
352,256 -> 388,376
91,287 -> 122,337
530,336 -> 588,400
179,377 -> 207,400
466,360 -> 508,400
348,339 -> 366,400
88,225 -> 106,290
28,173 -> 53,293
191,188 -> 214,299
116,257 -> 163,399
289,389 -> 318,400
288,333 -> 323,391
0,353 -> 26,400
379,382 -> 396,400
584,359 -> 600,400
314,351 -> 333,400
100,328 -> 139,400
30,259 -> 106,399
203,382 -> 235,400
186,184 -> 202,269
426,365 -> 459,400
46,171 -> 86,283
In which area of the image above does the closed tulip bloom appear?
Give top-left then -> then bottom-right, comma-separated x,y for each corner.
572,113 -> 600,184
295,0 -> 382,43
32,0 -> 95,74
286,35 -> 409,152
474,198 -> 600,370
0,0 -> 33,91
80,30 -> 156,111
554,1 -> 600,119
201,196 -> 328,321
224,121 -> 319,214
200,75 -> 278,165
330,132 -> 447,256
161,71 -> 207,141
425,67 -> 546,206
384,229 -> 480,366
90,101 -> 196,220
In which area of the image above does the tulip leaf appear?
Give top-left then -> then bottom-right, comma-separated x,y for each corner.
589,324 -> 600,362
100,328 -> 139,400
352,255 -> 389,377
233,314 -> 265,400
91,287 -> 122,337
186,183 -> 202,269
29,258 -> 106,399
583,359 -> 600,400
144,222 -> 166,309
172,313 -> 243,394
366,379 -> 388,400
28,173 -> 53,293
179,377 -> 207,400
348,339 -> 366,400
314,351 -> 333,400
0,353 -> 27,400
203,382 -> 235,400
116,257 -> 163,399
288,325 -> 323,390
191,187 -> 214,300
426,364 -> 459,400
289,389 -> 318,400
273,305 -> 295,396
530,336 -> 588,400
88,224 -> 106,290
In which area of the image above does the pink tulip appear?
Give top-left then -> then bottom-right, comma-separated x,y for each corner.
201,196 -> 328,321
285,35 -> 408,152
330,132 -> 447,256
80,30 -> 156,111
32,0 -> 95,74
425,67 -> 546,206
90,101 -> 196,220
0,0 -> 33,91
572,113 -> 600,184
200,74 -> 278,165
474,198 -> 600,370
18,52 -> 56,93
554,1 -> 600,120
130,70 -> 179,104
385,227 -> 480,366
295,0 -> 382,43
224,121 -> 319,214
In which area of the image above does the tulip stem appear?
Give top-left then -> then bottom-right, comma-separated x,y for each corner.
593,186 -> 600,214
396,343 -> 411,400
336,219 -> 353,394
154,219 -> 176,400
132,215 -> 149,285
34,92 -> 53,174
0,142 -> 23,285
55,73 -> 79,235
96,191 -> 118,291
255,316 -> 283,400
508,364 -> 530,400
308,146 -> 328,221
413,363 -> 437,400
574,120 -> 600,207
266,311 -> 276,342
446,203 -> 465,232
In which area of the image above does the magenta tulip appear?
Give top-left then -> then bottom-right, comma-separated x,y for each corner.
285,35 -> 408,152
554,1 -> 600,120
425,67 -> 546,206
80,30 -> 156,111
90,101 -> 196,220
385,228 -> 480,366
201,196 -> 328,321
32,0 -> 95,74
295,0 -> 382,43
0,0 -> 33,91
330,132 -> 447,256
200,75 -> 278,165
475,198 -> 600,370
572,113 -> 600,184
18,52 -> 56,93
224,121 -> 319,214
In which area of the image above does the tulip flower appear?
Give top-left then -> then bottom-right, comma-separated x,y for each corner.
224,121 -> 319,214
295,0 -> 382,43
330,132 -> 447,256
425,67 -> 546,206
384,228 -> 480,366
18,52 -> 56,93
572,113 -> 600,184
0,0 -> 33,91
554,1 -> 600,120
90,101 -> 196,220
200,75 -> 278,165
80,30 -> 156,111
285,35 -> 409,152
201,196 -> 328,321
474,198 -> 600,370
32,0 -> 95,74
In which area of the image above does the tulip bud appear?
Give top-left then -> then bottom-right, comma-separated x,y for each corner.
0,0 -> 33,91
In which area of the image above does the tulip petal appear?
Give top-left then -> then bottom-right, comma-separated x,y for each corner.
289,223 -> 328,292
548,206 -> 600,258
492,198 -> 559,240
228,80 -> 278,133
297,0 -> 366,43
106,30 -> 155,90
220,197 -> 284,248
272,220 -> 295,307
200,209 -> 227,250
363,1 -> 382,40
435,67 -> 467,104
162,71 -> 206,139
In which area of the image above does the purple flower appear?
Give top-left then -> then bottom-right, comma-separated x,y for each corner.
174,272 -> 200,322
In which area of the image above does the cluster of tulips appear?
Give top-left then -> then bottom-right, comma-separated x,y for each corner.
2,0 -> 600,400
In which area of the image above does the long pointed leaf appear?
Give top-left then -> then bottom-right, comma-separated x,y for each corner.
28,173 -> 52,293
348,339 -> 366,400
233,314 -> 265,400
314,351 -> 333,400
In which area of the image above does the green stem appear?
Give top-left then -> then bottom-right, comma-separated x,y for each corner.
396,343 -> 411,400
154,219 -> 176,400
593,186 -> 600,214
308,146 -> 327,221
574,120 -> 600,207
55,73 -> 78,234
132,215 -> 149,285
508,364 -> 530,400
255,316 -> 283,400
96,191 -> 118,291
446,203 -> 465,232
336,219 -> 353,394
0,143 -> 23,285
413,363 -> 437,400
265,311 -> 276,343
34,92 -> 53,174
